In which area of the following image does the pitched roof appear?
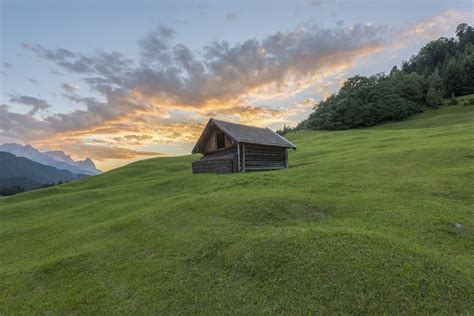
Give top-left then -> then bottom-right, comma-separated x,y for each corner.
192,118 -> 296,153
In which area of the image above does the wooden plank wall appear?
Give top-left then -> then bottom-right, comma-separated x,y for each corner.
192,157 -> 234,173
192,144 -> 288,173
242,144 -> 287,171
192,147 -> 238,173
203,146 -> 237,158
204,130 -> 234,152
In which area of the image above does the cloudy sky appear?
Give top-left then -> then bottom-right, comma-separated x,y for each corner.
1,0 -> 472,170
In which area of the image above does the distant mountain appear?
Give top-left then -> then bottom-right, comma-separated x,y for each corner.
0,143 -> 101,175
44,150 -> 102,175
75,158 -> 99,173
43,150 -> 77,165
0,152 -> 87,191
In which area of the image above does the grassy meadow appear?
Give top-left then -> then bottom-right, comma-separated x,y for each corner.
0,98 -> 473,314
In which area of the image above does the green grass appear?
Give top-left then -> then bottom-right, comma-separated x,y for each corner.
1,101 -> 473,314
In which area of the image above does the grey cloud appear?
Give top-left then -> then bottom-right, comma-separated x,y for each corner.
0,105 -> 52,142
157,24 -> 175,38
39,88 -> 148,135
24,42 -> 131,77
123,23 -> 387,106
62,93 -> 80,102
2,89 -> 177,145
226,12 -> 238,22
23,42 -> 76,61
3,63 -> 14,69
23,42 -> 91,73
9,95 -> 51,115
138,25 -> 175,65
28,78 -> 40,85
58,56 -> 94,73
27,22 -> 388,109
50,68 -> 63,75
89,51 -> 133,85
169,17 -> 189,26
309,0 -> 321,6
61,83 -> 80,93
173,44 -> 205,77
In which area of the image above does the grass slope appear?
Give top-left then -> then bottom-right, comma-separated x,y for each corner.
1,101 -> 473,314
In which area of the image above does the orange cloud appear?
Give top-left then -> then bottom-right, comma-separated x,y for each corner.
33,138 -> 161,161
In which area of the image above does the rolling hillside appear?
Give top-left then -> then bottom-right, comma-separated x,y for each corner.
0,100 -> 473,314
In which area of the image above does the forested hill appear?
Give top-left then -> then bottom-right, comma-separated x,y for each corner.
278,23 -> 473,134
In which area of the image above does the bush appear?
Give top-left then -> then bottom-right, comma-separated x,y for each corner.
462,98 -> 474,106
276,124 -> 296,135
449,93 -> 459,105
426,86 -> 443,108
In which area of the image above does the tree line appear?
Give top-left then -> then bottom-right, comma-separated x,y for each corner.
277,23 -> 473,134
0,186 -> 25,196
0,181 -> 66,197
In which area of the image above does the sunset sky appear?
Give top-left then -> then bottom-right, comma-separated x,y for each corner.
1,0 -> 472,170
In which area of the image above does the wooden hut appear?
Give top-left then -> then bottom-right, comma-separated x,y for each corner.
192,118 -> 296,173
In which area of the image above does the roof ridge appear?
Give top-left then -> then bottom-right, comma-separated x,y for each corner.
209,118 -> 236,142
193,118 -> 296,154
212,118 -> 271,130
267,127 -> 297,148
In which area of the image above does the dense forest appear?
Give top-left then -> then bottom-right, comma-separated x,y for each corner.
0,185 -> 25,196
278,23 -> 474,134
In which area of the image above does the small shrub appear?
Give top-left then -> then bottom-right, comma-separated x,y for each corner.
426,86 -> 443,108
469,98 -> 474,105
449,93 -> 459,105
